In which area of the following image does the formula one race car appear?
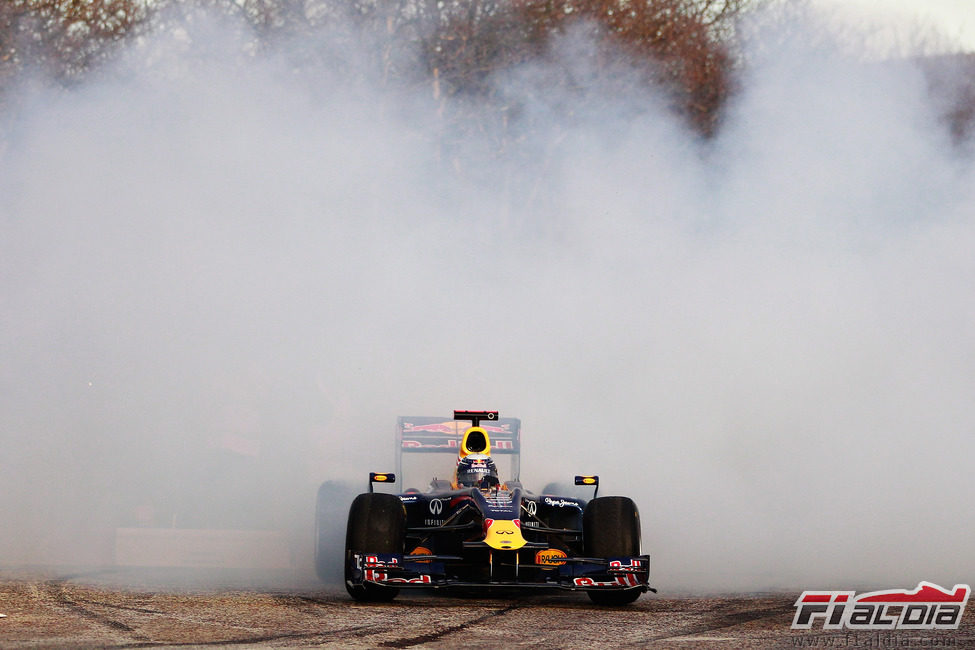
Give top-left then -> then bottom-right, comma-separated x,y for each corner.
317,410 -> 653,605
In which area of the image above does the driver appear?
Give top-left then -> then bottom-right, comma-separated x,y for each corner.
454,453 -> 501,491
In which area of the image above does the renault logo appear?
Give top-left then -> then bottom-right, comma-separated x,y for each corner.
429,499 -> 443,515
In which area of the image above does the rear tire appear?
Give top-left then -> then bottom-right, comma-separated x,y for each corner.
344,493 -> 406,602
315,481 -> 353,583
583,496 -> 643,605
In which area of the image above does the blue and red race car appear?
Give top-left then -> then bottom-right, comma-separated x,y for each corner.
316,410 -> 653,605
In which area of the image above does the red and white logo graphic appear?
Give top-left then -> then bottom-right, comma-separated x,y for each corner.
792,581 -> 970,630
573,574 -> 642,588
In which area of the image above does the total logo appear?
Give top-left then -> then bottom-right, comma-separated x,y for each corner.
792,581 -> 970,630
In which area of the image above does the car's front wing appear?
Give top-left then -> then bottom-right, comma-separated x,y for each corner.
348,552 -> 651,592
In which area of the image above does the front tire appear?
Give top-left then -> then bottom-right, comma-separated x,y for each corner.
583,496 -> 643,605
344,493 -> 406,602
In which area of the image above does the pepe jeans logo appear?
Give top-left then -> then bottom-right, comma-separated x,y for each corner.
792,582 -> 970,631
543,497 -> 575,508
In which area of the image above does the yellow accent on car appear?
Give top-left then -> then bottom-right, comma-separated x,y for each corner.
459,427 -> 491,459
483,519 -> 526,550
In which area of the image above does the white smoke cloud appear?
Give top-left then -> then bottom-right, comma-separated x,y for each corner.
1,6 -> 972,592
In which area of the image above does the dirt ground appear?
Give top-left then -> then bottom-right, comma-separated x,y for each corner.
0,568 -> 971,648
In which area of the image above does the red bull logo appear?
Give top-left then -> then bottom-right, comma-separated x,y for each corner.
573,574 -> 641,588
364,570 -> 432,585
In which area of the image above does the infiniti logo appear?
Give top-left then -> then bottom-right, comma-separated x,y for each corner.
523,500 -> 537,517
429,499 -> 444,515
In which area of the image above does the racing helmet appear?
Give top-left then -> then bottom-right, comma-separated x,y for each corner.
456,453 -> 500,490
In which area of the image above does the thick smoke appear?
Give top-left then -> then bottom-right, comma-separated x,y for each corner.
1,7 -> 973,592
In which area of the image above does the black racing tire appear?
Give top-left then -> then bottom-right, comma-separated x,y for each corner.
344,493 -> 406,602
583,496 -> 643,606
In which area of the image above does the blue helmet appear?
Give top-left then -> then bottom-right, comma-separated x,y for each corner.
456,454 -> 500,489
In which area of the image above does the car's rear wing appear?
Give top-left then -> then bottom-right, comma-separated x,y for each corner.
397,416 -> 521,454
395,416 -> 521,490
